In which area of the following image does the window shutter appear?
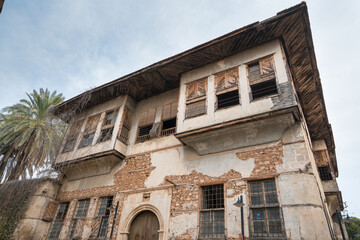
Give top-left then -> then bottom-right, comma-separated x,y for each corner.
185,100 -> 206,118
73,219 -> 85,238
214,67 -> 239,94
186,78 -> 207,102
42,201 -> 59,222
162,101 -> 178,120
123,107 -> 133,127
89,217 -> 101,238
260,56 -> 274,75
84,114 -> 100,133
139,108 -> 156,127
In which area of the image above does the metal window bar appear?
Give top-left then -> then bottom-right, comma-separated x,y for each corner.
199,209 -> 225,239
217,92 -> 239,109
202,184 -> 224,209
251,79 -> 278,100
318,166 -> 333,181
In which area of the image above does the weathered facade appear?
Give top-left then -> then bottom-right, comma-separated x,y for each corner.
20,3 -> 347,240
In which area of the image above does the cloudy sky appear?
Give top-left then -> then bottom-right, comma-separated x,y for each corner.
0,1 -> 359,215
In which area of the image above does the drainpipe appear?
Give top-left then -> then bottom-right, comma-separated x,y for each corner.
109,201 -> 119,240
336,210 -> 346,240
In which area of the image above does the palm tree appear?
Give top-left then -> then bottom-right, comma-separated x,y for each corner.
0,88 -> 66,182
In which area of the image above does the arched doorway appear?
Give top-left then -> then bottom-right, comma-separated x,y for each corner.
128,210 -> 160,240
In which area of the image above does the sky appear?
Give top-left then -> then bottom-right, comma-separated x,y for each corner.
0,0 -> 359,216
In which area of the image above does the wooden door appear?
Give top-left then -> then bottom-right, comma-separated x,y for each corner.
128,211 -> 159,240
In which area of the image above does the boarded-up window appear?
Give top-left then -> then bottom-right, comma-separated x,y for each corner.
199,184 -> 225,239
79,114 -> 100,148
249,179 -> 283,238
118,107 -> 133,144
248,56 -> 278,100
185,78 -> 207,118
136,108 -> 156,143
47,202 -> 69,240
98,109 -> 119,143
62,120 -> 84,153
96,196 -> 113,238
67,199 -> 90,240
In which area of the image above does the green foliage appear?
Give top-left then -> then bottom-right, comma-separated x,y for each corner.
346,216 -> 360,240
0,88 -> 67,182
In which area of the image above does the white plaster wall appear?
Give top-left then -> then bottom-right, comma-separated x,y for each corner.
177,39 -> 292,133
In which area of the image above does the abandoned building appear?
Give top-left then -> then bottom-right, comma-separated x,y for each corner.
8,2 -> 347,240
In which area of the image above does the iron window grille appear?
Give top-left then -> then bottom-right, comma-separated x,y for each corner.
48,202 -> 69,240
249,179 -> 284,239
318,166 -> 333,181
97,196 -> 113,238
199,184 -> 225,239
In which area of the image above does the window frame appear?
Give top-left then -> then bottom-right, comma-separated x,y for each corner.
160,101 -> 178,137
199,184 -> 225,239
95,196 -> 114,239
248,178 -> 284,239
185,78 -> 208,119
214,66 -> 240,110
47,202 -> 69,240
79,114 -> 101,148
246,55 -> 279,102
67,199 -> 90,240
98,109 -> 119,143
62,119 -> 84,153
118,106 -> 133,144
135,108 -> 157,143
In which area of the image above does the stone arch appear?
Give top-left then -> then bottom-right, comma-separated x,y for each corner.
119,204 -> 165,240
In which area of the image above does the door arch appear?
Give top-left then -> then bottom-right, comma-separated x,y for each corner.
128,210 -> 160,240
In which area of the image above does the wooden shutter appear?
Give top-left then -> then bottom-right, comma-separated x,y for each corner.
67,119 -> 84,139
73,219 -> 85,238
185,100 -> 206,118
42,201 -> 59,222
89,217 -> 101,238
139,108 -> 156,127
123,107 -> 133,127
84,114 -> 101,133
186,78 -> 207,102
260,56 -> 274,75
214,67 -> 239,94
162,101 -> 178,120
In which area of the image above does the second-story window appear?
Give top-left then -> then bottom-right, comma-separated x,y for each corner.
185,78 -> 207,118
247,56 -> 278,100
214,67 -> 240,109
80,114 -> 100,148
136,108 -> 156,143
67,199 -> 90,239
62,119 -> 84,153
160,101 -> 177,136
118,107 -> 133,144
98,109 -> 118,143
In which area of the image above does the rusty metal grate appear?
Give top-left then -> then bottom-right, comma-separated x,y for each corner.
318,166 -> 332,181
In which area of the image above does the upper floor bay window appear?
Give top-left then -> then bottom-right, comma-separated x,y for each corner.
185,78 -> 207,118
62,120 -> 84,153
199,184 -> 225,239
249,179 -> 284,239
136,108 -> 156,143
214,66 -> 240,109
160,101 -> 177,136
118,107 -> 133,144
67,199 -> 90,239
98,109 -> 118,143
248,56 -> 278,100
79,114 -> 101,148
47,202 -> 69,240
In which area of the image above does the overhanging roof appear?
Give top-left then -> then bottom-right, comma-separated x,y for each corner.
53,2 -> 337,174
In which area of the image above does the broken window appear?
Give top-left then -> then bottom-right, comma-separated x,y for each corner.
97,196 -> 113,238
214,67 -> 240,109
318,166 -> 333,181
161,101 -> 177,136
62,120 -> 84,153
98,109 -> 118,143
118,107 -> 133,144
136,108 -> 156,143
48,202 -> 69,240
185,78 -> 207,118
249,179 -> 283,238
80,114 -> 100,148
248,56 -> 278,100
199,184 -> 225,239
67,199 -> 90,240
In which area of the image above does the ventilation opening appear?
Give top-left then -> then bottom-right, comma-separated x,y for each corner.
251,79 -> 278,100
217,90 -> 239,109
136,125 -> 152,143
318,166 -> 333,181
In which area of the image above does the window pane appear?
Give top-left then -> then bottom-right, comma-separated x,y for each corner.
75,199 -> 89,218
48,220 -> 63,240
98,216 -> 109,238
202,184 -> 224,209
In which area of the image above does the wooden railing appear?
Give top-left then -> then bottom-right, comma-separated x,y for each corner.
160,127 -> 176,137
136,134 -> 151,143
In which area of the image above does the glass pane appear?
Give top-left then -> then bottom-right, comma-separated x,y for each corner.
98,217 -> 109,238
264,180 -> 276,192
249,182 -> 263,193
202,184 -> 224,209
265,192 -> 278,205
251,193 -> 264,206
